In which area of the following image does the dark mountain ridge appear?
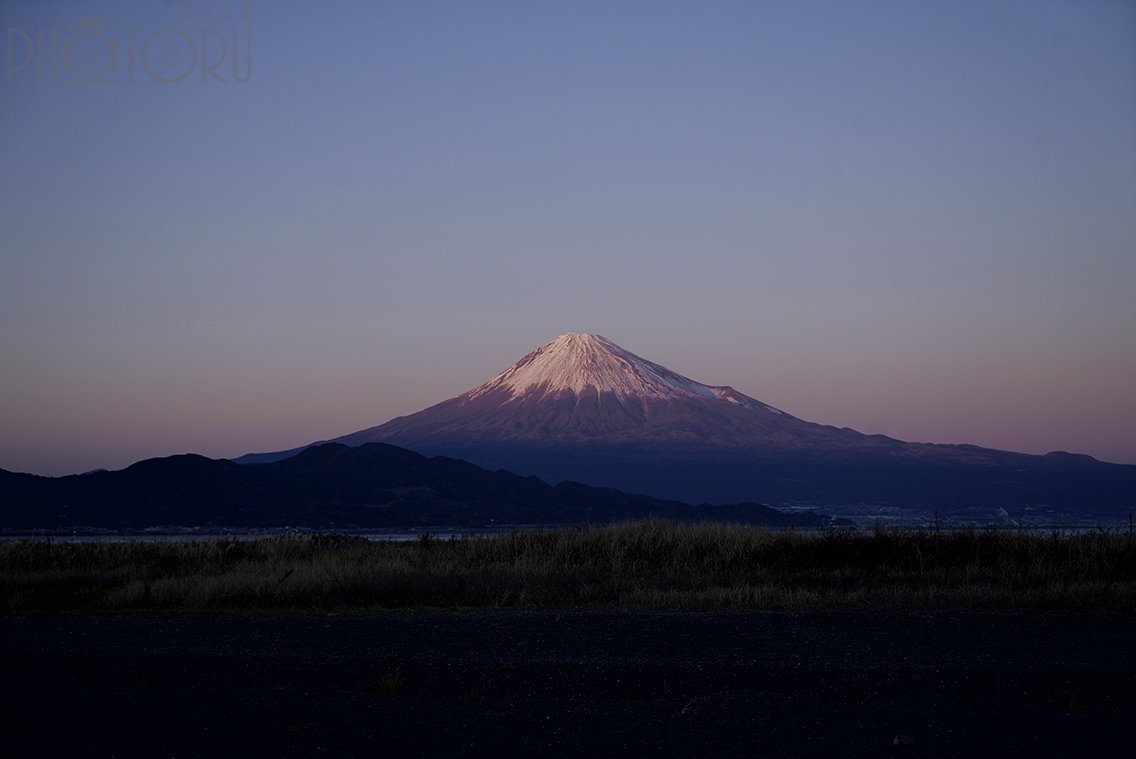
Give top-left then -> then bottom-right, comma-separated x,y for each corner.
0,443 -> 816,529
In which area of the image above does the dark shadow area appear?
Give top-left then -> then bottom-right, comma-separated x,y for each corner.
2,610 -> 1132,757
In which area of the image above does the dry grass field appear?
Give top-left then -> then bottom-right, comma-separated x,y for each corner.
4,520 -> 1134,611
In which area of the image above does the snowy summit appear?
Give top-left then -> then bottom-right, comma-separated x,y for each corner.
335,331 -> 800,452
459,332 -> 785,414
470,332 -> 746,404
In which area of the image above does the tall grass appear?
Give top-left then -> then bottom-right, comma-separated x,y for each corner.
2,521 -> 1134,611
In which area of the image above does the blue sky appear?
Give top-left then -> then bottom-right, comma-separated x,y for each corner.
1,0 -> 1134,475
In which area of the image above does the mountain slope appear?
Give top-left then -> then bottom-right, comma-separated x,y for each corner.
339,332 -> 867,451
0,443 -> 814,529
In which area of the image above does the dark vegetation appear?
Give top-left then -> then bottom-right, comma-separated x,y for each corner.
4,520 -> 1134,611
0,443 -> 816,528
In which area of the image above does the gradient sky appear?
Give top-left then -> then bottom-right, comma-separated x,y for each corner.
1,0 -> 1134,476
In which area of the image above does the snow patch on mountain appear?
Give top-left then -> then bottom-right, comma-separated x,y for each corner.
466,332 -> 784,415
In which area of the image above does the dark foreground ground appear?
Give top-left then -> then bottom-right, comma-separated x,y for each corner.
2,610 -> 1133,758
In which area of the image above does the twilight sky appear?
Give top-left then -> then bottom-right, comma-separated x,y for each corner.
1,0 -> 1134,476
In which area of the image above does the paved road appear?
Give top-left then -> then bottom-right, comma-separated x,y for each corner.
2,610 -> 1133,757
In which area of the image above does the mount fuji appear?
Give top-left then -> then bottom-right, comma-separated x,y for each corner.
337,332 -> 865,452
239,333 -> 1135,519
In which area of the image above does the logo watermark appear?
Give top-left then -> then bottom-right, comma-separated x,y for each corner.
5,3 -> 252,84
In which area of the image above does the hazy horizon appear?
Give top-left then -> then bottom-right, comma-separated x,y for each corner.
2,0 -> 1134,476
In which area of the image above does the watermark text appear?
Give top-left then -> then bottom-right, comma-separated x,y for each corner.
6,4 -> 252,84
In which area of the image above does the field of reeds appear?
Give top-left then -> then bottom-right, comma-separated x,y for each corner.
3,520 -> 1135,611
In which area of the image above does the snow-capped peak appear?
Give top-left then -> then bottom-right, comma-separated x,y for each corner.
467,332 -> 778,412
